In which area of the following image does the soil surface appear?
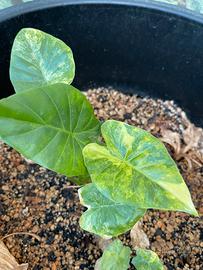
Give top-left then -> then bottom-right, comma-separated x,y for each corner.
0,87 -> 202,270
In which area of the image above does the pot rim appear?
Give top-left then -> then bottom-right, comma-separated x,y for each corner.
0,0 -> 203,25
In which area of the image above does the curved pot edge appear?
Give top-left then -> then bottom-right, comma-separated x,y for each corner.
0,0 -> 203,25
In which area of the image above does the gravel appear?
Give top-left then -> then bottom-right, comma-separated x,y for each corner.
0,87 -> 202,270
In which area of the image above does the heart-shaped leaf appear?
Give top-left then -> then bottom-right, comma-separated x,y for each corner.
10,28 -> 75,93
83,120 -> 197,215
132,249 -> 164,270
96,240 -> 131,270
0,83 -> 100,181
79,183 -> 145,237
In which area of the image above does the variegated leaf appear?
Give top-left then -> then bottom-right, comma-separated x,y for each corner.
83,120 -> 197,216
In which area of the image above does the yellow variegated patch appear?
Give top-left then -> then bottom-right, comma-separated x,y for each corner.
132,249 -> 164,270
79,183 -> 145,237
10,28 -> 75,93
83,120 -> 198,216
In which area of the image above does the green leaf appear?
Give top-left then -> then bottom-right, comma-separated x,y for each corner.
0,83 -> 100,181
10,28 -> 75,93
79,183 -> 145,237
83,120 -> 198,216
96,240 -> 131,270
69,173 -> 91,186
132,249 -> 164,270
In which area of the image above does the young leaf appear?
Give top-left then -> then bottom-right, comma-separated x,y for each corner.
83,120 -> 198,216
132,249 -> 164,270
0,83 -> 100,180
10,28 -> 75,93
79,183 -> 145,237
96,240 -> 131,270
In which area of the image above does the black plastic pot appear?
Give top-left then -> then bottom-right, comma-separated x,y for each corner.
0,0 -> 203,126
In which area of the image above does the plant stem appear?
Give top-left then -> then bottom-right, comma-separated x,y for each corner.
66,185 -> 80,189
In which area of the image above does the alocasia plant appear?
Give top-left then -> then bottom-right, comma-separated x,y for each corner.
0,28 -> 198,269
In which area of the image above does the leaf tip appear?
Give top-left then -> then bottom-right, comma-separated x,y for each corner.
190,208 -> 199,217
185,199 -> 199,217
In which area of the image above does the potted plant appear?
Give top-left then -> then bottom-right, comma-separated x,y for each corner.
0,1 -> 202,270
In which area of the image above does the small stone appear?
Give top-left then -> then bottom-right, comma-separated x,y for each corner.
48,251 -> 57,262
123,113 -> 132,119
130,222 -> 150,250
61,188 -> 74,200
